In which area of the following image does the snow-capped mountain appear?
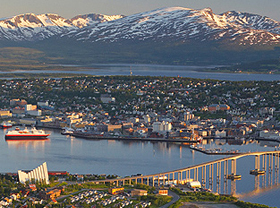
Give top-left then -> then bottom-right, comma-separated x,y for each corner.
0,13 -> 124,41
0,7 -> 279,47
67,7 -> 280,46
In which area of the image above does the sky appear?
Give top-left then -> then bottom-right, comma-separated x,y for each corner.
2,0 -> 280,21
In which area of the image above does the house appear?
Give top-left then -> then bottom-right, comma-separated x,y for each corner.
101,94 -> 115,103
130,189 -> 147,196
158,189 -> 168,195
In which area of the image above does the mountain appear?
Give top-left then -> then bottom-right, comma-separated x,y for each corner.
0,13 -> 124,41
0,7 -> 280,65
65,7 -> 280,46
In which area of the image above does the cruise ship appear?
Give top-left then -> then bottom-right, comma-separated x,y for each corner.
5,127 -> 50,140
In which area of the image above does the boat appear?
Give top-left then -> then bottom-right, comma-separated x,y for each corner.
61,127 -> 74,135
226,173 -> 241,180
250,169 -> 266,175
5,127 -> 50,140
0,122 -> 12,129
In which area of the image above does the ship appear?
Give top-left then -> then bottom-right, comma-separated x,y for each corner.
5,127 -> 50,140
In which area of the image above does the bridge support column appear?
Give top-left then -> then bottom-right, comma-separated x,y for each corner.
269,154 -> 272,186
217,162 -> 220,193
231,159 -> 236,175
255,155 -> 260,170
224,160 -> 228,181
276,153 -> 279,184
168,173 -> 170,185
180,171 -> 183,183
152,176 -> 154,187
202,166 -> 206,188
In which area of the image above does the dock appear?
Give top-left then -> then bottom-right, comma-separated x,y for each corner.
70,133 -> 198,144
190,146 -> 242,155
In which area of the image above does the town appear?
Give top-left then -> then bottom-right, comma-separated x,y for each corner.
0,75 -> 279,208
0,76 -> 279,142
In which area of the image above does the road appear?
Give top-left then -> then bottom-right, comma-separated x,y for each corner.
160,190 -> 180,208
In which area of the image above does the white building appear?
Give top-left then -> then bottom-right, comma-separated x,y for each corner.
18,162 -> 49,184
215,130 -> 227,137
26,110 -> 42,116
101,94 -> 115,103
25,104 -> 37,111
153,121 -> 172,133
37,101 -> 49,107
260,130 -> 280,139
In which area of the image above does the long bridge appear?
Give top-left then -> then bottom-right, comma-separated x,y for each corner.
91,151 -> 280,196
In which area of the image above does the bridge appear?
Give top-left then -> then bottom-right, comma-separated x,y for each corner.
90,151 -> 280,195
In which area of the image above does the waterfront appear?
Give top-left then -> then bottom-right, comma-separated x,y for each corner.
3,63 -> 280,81
1,128 -> 280,206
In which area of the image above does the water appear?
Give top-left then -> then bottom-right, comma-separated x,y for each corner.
3,63 -> 280,81
1,128 -> 280,206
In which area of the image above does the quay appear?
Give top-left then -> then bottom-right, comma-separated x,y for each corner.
190,146 -> 242,155
70,132 -> 198,144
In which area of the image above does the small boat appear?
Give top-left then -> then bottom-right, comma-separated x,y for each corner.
61,127 -> 74,135
250,169 -> 266,175
226,173 -> 241,180
5,127 -> 50,140
0,122 -> 12,129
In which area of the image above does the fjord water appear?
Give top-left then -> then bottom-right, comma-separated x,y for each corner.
4,64 -> 280,81
1,128 -> 280,206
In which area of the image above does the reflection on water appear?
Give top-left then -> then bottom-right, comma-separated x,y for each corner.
6,140 -> 49,150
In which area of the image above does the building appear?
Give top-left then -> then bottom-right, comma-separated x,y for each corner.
130,189 -> 147,196
101,94 -> 116,103
37,101 -> 49,107
208,104 -> 230,112
184,112 -> 194,121
19,118 -> 36,126
26,110 -> 42,116
0,110 -> 12,118
40,188 -> 62,200
10,99 -> 27,106
18,162 -> 49,185
25,104 -> 37,111
108,187 -> 124,195
153,121 -> 172,133
158,189 -> 168,195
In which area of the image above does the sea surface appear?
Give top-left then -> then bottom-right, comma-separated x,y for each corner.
2,64 -> 280,206
2,63 -> 280,81
1,128 -> 280,207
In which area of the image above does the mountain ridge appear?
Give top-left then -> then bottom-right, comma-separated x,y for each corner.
0,7 -> 280,65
